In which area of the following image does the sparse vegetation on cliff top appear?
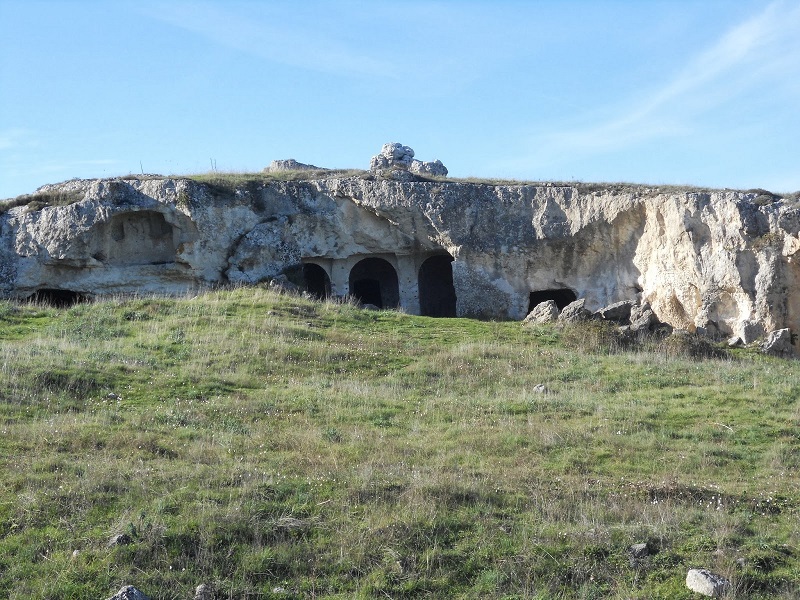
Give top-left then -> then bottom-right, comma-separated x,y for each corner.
4,170 -> 798,214
0,287 -> 797,598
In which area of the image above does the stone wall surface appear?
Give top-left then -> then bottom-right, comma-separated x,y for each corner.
2,174 -> 799,347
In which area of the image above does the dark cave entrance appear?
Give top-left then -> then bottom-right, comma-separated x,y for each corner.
302,263 -> 331,300
419,254 -> 457,317
349,258 -> 399,309
28,288 -> 88,308
528,289 -> 577,313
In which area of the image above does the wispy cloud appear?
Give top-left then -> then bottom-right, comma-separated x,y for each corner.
0,128 -> 39,151
137,2 -> 399,78
510,0 -> 800,169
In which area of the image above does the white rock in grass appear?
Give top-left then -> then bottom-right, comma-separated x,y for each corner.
106,586 -> 151,600
194,583 -> 214,600
686,568 -> 730,597
107,533 -> 132,547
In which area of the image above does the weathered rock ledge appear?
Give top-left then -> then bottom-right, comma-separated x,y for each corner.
2,169 -> 799,350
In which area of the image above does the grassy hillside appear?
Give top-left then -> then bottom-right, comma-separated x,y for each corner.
0,288 -> 797,599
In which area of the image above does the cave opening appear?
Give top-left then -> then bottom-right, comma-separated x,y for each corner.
28,288 -> 89,308
302,263 -> 331,300
349,258 -> 399,309
419,254 -> 457,317
528,288 -> 577,313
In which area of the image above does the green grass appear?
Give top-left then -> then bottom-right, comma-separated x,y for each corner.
0,288 -> 798,599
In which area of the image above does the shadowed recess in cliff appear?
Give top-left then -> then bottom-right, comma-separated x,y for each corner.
93,211 -> 177,266
302,262 -> 331,300
419,253 -> 457,317
349,257 -> 399,308
528,289 -> 577,312
27,288 -> 88,307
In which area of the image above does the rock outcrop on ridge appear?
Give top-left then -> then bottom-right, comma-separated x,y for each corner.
2,145 -> 799,351
369,142 -> 448,177
264,159 -> 325,173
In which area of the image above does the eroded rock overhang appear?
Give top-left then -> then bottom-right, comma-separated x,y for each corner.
2,175 -> 799,345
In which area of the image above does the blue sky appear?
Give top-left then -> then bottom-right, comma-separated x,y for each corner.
1,0 -> 799,199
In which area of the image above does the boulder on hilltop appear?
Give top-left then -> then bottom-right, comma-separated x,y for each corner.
265,159 -> 325,172
369,143 -> 448,177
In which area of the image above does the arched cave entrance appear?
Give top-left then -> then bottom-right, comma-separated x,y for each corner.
303,263 -> 331,300
28,288 -> 88,308
419,254 -> 457,317
349,257 -> 399,309
528,288 -> 577,313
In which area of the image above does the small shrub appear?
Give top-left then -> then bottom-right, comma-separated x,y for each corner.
747,188 -> 782,206
752,231 -> 784,250
559,319 -> 636,354
656,331 -> 728,360
0,189 -> 84,213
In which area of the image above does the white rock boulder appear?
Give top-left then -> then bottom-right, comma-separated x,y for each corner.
685,568 -> 730,597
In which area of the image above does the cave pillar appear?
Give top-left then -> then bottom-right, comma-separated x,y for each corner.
396,254 -> 421,315
329,258 -> 350,298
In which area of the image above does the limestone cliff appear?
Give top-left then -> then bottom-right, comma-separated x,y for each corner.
2,173 -> 799,346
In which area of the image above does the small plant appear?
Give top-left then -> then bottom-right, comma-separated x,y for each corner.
176,191 -> 191,209
752,230 -> 784,250
747,188 -> 782,206
656,330 -> 729,360
558,319 -> 637,354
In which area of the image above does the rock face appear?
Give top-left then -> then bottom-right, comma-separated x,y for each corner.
762,328 -> 793,356
2,165 -> 800,352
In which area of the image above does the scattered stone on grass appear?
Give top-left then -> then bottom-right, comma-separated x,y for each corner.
594,300 -> 634,323
685,568 -> 730,597
194,583 -> 214,600
522,300 -> 559,325
629,303 -> 659,333
628,542 -> 650,568
727,336 -> 743,347
106,586 -> 151,600
107,533 -> 132,548
558,298 -> 592,323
